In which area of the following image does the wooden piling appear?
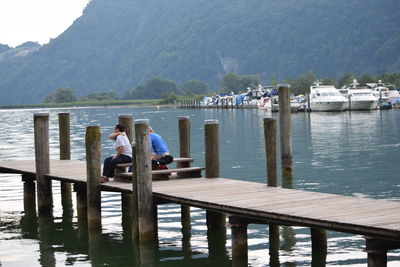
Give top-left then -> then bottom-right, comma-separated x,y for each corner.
58,113 -> 73,217
205,120 -> 220,178
75,184 -> 87,228
118,115 -> 134,238
230,216 -> 248,267
22,174 -> 37,218
348,95 -> 352,113
311,227 -> 327,267
134,119 -> 155,264
178,116 -> 192,241
263,118 -> 277,187
204,119 -> 226,252
263,118 -> 280,263
178,116 -> 191,168
85,126 -> 102,233
34,113 -> 52,217
366,238 -> 388,267
119,115 -> 133,142
278,84 -> 293,188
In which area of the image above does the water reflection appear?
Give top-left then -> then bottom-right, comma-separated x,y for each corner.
1,107 -> 400,266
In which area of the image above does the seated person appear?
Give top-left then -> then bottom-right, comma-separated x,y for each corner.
100,123 -> 132,183
149,126 -> 173,169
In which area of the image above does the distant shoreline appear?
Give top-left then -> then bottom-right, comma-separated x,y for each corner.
0,99 -> 172,110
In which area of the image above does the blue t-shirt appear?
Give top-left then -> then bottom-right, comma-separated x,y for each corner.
150,133 -> 169,155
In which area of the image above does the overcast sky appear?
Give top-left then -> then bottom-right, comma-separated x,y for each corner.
0,0 -> 90,47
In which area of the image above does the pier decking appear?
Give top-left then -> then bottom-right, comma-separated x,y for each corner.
1,159 -> 399,241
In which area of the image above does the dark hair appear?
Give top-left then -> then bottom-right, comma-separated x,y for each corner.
115,123 -> 125,132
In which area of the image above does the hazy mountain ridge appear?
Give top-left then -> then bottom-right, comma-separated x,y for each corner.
0,0 -> 399,104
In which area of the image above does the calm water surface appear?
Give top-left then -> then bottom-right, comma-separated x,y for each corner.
0,107 -> 399,266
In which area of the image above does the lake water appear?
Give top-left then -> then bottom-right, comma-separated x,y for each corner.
0,106 -> 399,266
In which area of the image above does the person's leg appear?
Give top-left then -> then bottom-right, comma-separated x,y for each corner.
108,155 -> 132,178
103,156 -> 113,177
158,155 -> 173,165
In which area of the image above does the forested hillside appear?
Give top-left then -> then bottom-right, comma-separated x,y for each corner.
0,0 -> 399,104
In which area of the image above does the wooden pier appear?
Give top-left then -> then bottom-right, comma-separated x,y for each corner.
0,86 -> 399,266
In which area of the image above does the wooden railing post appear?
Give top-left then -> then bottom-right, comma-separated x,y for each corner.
85,126 -> 102,233
134,119 -> 155,264
58,113 -> 73,218
34,113 -> 52,217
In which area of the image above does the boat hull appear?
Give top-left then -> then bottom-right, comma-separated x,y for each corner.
310,101 -> 346,111
343,100 -> 378,110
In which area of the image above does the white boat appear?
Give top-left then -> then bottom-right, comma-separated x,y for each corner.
309,80 -> 347,111
367,80 -> 400,103
339,79 -> 379,110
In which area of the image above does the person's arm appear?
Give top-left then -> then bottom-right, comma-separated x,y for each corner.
113,146 -> 125,159
109,132 -> 119,140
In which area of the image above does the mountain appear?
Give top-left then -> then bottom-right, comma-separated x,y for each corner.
0,0 -> 399,105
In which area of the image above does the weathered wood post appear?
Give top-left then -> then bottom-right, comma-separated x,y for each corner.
204,119 -> 227,260
34,113 -> 52,217
263,117 -> 280,265
118,115 -> 134,240
311,228 -> 327,267
229,216 -> 248,267
85,126 -> 102,233
278,84 -> 293,188
264,118 -> 277,187
58,113 -> 73,218
348,95 -> 352,113
365,238 -> 390,267
22,174 -> 37,218
178,116 -> 192,257
135,119 -> 156,264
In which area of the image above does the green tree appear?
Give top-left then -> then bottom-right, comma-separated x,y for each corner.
44,87 -> 77,103
181,79 -> 209,95
220,72 -> 260,93
338,73 -> 356,88
124,77 -> 181,99
81,90 -> 119,101
357,74 -> 374,86
160,93 -> 178,104
284,71 -> 316,95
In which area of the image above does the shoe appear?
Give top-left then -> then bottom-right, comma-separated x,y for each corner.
100,176 -> 109,183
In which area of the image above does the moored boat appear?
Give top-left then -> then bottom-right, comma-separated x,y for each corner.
339,79 -> 379,110
309,80 -> 347,111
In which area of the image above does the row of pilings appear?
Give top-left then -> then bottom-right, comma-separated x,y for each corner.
21,84 -> 387,266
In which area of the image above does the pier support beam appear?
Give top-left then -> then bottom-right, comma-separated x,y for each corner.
135,119 -> 156,264
278,84 -> 293,188
118,115 -> 134,240
58,113 -> 73,219
22,174 -> 37,218
229,216 -> 248,267
75,184 -> 87,228
204,120 -> 226,229
311,228 -> 327,267
85,126 -> 102,233
263,118 -> 281,265
365,238 -> 400,267
204,119 -> 227,260
178,116 -> 192,243
34,113 -> 52,217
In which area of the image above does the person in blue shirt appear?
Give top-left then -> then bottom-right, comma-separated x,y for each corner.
149,126 -> 173,168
